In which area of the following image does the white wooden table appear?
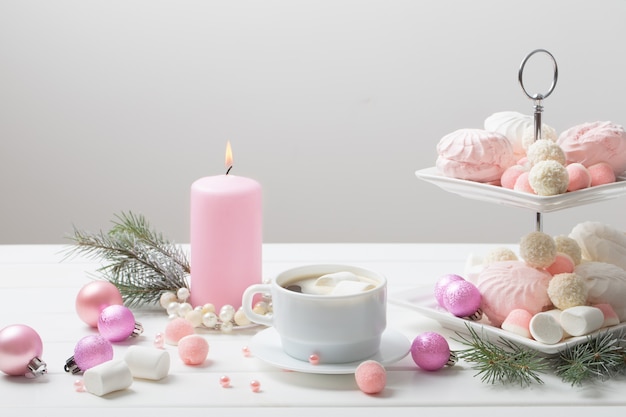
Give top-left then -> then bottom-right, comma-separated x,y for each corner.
1,243 -> 625,416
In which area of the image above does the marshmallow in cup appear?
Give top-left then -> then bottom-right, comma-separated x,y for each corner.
242,264 -> 387,364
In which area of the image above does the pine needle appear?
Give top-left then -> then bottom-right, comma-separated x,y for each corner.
553,329 -> 626,386
454,324 -> 548,386
64,211 -> 190,307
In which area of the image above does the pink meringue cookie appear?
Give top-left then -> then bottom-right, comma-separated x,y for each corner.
557,121 -> 626,175
436,128 -> 516,183
475,261 -> 552,327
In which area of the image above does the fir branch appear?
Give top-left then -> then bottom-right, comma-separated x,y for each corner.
553,330 -> 626,386
64,211 -> 189,307
454,324 -> 549,386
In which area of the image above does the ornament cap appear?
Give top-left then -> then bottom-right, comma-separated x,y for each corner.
131,322 -> 144,337
25,357 -> 47,378
64,356 -> 81,375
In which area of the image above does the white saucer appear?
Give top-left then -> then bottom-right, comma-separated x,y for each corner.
249,327 -> 410,374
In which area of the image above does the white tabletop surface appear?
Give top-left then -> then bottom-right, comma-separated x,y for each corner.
1,243 -> 626,416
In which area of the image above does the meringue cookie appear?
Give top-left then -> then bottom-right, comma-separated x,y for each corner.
484,111 -> 557,159
436,128 -> 516,183
569,221 -> 626,270
557,121 -> 626,175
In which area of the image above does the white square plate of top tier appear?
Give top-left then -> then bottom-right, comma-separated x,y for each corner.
390,285 -> 626,356
415,167 -> 626,213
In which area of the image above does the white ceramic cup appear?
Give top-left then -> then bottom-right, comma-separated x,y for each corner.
242,264 -> 387,364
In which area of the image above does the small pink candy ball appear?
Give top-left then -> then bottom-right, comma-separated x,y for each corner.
411,332 -> 451,371
354,360 -> 386,394
75,281 -> 123,328
97,305 -> 137,342
588,162 -> 616,186
546,252 -> 575,276
566,163 -> 591,192
164,317 -> 195,346
434,274 -> 464,308
443,279 -> 482,318
501,165 -> 526,189
178,334 -> 209,366
513,171 -> 536,194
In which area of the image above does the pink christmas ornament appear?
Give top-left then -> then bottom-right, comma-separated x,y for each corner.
0,324 -> 47,377
434,273 -> 465,308
97,305 -> 143,342
64,334 -> 114,374
410,332 -> 456,371
442,279 -> 483,320
76,281 -> 123,328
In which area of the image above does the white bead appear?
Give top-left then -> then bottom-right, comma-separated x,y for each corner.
202,303 -> 216,314
177,302 -> 193,318
234,308 -> 251,326
176,287 -> 190,302
166,302 -> 180,316
219,305 -> 235,322
159,292 -> 177,309
185,310 -> 204,328
253,301 -> 268,315
202,312 -> 218,328
221,321 -> 234,333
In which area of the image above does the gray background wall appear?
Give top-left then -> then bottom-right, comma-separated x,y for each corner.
2,0 -> 625,245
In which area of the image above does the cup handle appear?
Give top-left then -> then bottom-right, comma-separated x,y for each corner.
242,284 -> 273,327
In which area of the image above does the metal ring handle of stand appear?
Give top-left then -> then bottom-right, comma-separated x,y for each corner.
518,49 -> 559,232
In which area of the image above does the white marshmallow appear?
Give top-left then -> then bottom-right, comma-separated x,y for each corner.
83,360 -> 133,397
330,280 -> 376,295
560,306 -> 604,337
124,346 -> 170,381
315,271 -> 360,287
529,312 -> 564,344
542,309 -> 571,338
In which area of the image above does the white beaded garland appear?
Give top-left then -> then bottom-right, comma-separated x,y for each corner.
176,287 -> 190,302
219,305 -> 236,322
202,312 -> 218,328
166,301 -> 180,316
160,288 -> 271,333
177,302 -> 193,318
159,291 -> 178,309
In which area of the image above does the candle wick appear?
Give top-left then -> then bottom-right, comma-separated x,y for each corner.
225,166 -> 233,175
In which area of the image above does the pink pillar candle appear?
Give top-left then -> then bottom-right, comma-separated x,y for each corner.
190,172 -> 262,309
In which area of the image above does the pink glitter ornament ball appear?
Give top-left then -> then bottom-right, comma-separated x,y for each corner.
76,281 -> 123,328
98,305 -> 138,342
177,335 -> 209,366
434,274 -> 465,308
354,360 -> 386,394
0,324 -> 46,377
411,332 -> 453,371
442,279 -> 482,319
64,334 -> 114,374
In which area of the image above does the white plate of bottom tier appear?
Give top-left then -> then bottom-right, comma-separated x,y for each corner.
390,285 -> 626,356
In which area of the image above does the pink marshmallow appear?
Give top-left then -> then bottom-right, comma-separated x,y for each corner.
501,165 -> 526,189
566,163 -> 592,192
513,171 -> 536,194
593,303 -> 620,327
355,360 -> 386,394
588,162 -> 616,186
501,309 -> 532,338
546,252 -> 575,276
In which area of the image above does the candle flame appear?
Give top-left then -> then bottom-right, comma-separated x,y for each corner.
225,141 -> 233,174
